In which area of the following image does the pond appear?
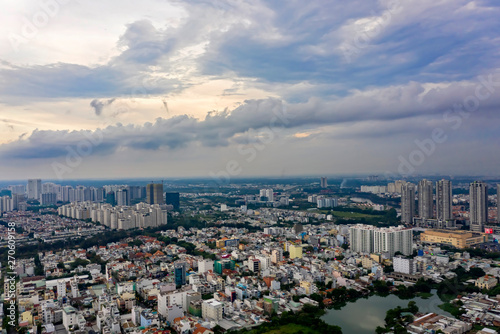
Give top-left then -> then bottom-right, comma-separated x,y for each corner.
321,290 -> 451,334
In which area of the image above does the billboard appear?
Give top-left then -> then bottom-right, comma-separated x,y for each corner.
485,228 -> 494,234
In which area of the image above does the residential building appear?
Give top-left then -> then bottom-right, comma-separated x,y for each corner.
202,299 -> 223,322
418,179 -> 433,219
27,179 -> 42,200
350,224 -> 412,256
320,177 -> 328,188
393,256 -> 415,275
271,249 -> 283,263
436,179 -> 452,221
289,245 -> 303,259
401,182 -> 415,224
198,259 -> 214,274
475,276 -> 498,290
470,181 -> 488,232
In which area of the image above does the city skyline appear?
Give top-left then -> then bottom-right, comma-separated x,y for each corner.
1,1 -> 500,180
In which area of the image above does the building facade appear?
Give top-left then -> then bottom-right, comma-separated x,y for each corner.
418,179 -> 433,219
436,179 -> 452,221
401,182 -> 416,224
470,181 -> 488,232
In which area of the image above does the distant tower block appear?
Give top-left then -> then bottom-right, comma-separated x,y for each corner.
146,183 -> 164,205
320,177 -> 328,188
470,181 -> 488,232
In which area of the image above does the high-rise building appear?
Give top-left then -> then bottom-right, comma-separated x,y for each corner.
105,192 -> 116,206
57,279 -> 66,298
146,183 -> 164,205
320,177 -> 328,188
436,179 -> 452,221
373,227 -> 413,256
470,181 -> 488,232
27,179 -> 42,200
418,179 -> 433,219
271,249 -> 283,263
174,262 -> 187,286
116,189 -> 129,206
401,182 -> 415,224
165,192 -> 180,210
289,245 -> 303,259
40,193 -> 57,206
349,225 -> 374,254
259,188 -> 274,202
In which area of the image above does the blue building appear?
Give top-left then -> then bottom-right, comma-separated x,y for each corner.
174,262 -> 187,286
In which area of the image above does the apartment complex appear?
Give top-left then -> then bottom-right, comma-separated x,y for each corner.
418,179 -> 433,219
349,224 -> 413,256
436,179 -> 452,221
401,183 -> 416,224
469,181 -> 488,232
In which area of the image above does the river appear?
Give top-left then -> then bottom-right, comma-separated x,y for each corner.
321,290 -> 452,334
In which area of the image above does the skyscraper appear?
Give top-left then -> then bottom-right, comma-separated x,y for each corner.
418,179 -> 433,219
436,179 -> 452,221
116,189 -> 129,206
174,262 -> 187,286
165,192 -> 180,210
349,225 -> 374,253
320,177 -> 328,188
401,182 -> 415,224
146,183 -> 164,205
27,179 -> 42,200
469,181 -> 488,232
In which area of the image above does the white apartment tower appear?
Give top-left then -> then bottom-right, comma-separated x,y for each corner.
373,227 -> 413,256
27,179 -> 42,200
350,224 -> 412,257
57,279 -> 66,299
349,225 -> 374,254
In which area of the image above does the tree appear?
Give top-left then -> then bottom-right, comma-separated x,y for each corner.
469,267 -> 486,279
407,301 -> 418,314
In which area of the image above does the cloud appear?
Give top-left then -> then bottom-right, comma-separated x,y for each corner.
90,98 -> 116,116
2,71 -> 500,162
1,0 -> 500,178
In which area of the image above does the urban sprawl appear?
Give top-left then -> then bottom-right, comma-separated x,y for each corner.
2,177 -> 500,334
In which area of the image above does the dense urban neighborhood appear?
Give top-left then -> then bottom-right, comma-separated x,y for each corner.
1,177 -> 500,334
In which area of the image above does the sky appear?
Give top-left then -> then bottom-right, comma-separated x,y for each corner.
1,0 -> 500,181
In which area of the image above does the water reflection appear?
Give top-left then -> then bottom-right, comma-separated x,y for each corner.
321,290 -> 451,334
